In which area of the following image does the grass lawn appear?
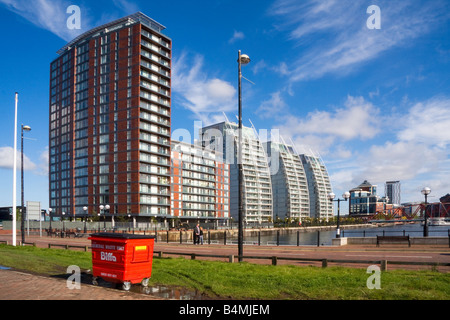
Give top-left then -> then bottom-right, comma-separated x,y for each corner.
0,244 -> 449,300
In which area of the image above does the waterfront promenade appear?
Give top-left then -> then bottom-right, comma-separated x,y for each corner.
1,231 -> 449,300
1,232 -> 449,270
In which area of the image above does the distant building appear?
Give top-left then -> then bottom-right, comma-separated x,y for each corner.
385,181 -> 401,205
0,207 -> 13,221
171,140 -> 230,224
349,180 -> 387,216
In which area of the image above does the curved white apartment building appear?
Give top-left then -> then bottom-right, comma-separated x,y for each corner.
200,121 -> 273,224
300,153 -> 334,220
263,141 -> 310,221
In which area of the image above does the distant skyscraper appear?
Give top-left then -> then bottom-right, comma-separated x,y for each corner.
385,181 -> 401,205
49,13 -> 172,222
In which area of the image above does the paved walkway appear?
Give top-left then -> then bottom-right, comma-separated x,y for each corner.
0,268 -> 164,300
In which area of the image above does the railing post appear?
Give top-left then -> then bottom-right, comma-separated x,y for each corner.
224,231 -> 227,245
272,256 -> 277,266
277,230 -> 280,246
317,231 -> 320,247
180,230 -> 182,244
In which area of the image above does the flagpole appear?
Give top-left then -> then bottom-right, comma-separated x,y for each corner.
12,92 -> 18,246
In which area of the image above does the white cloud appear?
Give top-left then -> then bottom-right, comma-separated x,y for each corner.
112,0 -> 139,14
172,52 -> 236,125
0,0 -> 83,41
257,91 -> 287,119
277,95 -> 380,145
0,0 -> 140,41
0,146 -> 37,171
229,30 -> 245,43
355,141 -> 445,183
397,97 -> 450,147
269,0 -> 449,81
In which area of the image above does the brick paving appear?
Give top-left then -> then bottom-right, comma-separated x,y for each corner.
0,269 -> 164,300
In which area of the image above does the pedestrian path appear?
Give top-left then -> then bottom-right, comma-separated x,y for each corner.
0,269 -> 164,300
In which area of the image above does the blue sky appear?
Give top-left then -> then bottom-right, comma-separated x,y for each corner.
0,0 -> 449,213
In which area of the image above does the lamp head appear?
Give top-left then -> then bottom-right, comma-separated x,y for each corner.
327,192 -> 336,201
22,125 -> 31,131
421,187 -> 431,196
342,192 -> 351,200
238,54 -> 251,65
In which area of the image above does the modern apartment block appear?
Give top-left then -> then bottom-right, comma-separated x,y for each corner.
49,12 -> 172,221
200,121 -> 273,224
263,141 -> 310,221
300,153 -> 334,220
349,180 -> 382,216
171,141 -> 230,224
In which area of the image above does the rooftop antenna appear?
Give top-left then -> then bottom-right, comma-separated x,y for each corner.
222,112 -> 230,123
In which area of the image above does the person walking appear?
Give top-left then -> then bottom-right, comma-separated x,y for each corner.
194,223 -> 200,245
199,227 -> 204,245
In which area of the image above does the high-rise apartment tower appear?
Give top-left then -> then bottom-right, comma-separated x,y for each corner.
49,13 -> 172,222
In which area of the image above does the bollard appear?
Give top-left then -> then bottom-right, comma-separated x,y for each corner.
166,231 -> 169,243
277,230 -> 280,246
180,230 -> 182,244
322,259 -> 328,268
381,260 -> 387,271
297,230 -> 300,246
258,231 -> 261,246
224,231 -> 227,245
229,255 -> 234,263
317,231 -> 320,247
208,230 -> 211,245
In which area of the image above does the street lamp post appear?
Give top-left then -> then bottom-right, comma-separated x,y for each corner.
99,205 -> 105,230
328,192 -> 350,238
48,208 -> 53,230
62,212 -> 66,238
105,204 -> 113,231
20,125 -> 31,245
237,50 -> 251,262
421,187 -> 431,237
83,206 -> 88,233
